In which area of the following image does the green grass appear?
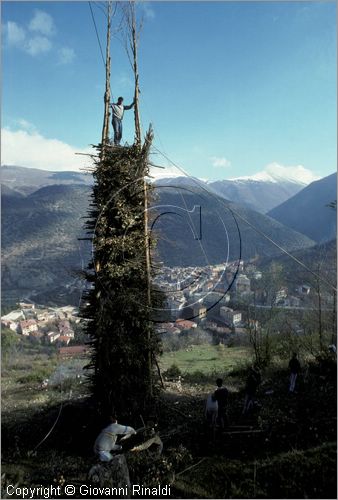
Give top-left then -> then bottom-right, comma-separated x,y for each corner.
1,342 -> 89,425
160,344 -> 250,374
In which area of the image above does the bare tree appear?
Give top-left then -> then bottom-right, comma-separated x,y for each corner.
122,1 -> 142,146
101,1 -> 112,151
97,1 -> 120,156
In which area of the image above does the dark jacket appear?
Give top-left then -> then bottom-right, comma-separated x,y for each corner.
245,368 -> 261,396
214,387 -> 228,412
289,357 -> 301,374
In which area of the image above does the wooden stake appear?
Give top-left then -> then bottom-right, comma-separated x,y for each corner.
125,2 -> 152,396
130,1 -> 142,147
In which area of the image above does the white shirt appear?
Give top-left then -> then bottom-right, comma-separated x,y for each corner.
94,423 -> 136,452
206,394 -> 218,413
111,104 -> 124,120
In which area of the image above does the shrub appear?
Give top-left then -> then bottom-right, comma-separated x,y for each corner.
163,364 -> 181,379
1,329 -> 19,355
50,377 -> 79,393
17,366 -> 51,384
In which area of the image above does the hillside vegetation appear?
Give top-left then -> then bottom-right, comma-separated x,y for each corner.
1,336 -> 336,499
2,181 -> 316,305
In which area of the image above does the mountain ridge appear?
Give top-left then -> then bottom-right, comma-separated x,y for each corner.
268,173 -> 337,243
2,180 -> 316,305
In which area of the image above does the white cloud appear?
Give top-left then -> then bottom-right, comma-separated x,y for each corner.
29,9 -> 56,36
1,127 -> 93,172
6,21 -> 26,46
140,2 -> 155,20
25,36 -> 52,56
231,162 -> 320,185
58,47 -> 75,65
5,19 -> 52,56
4,11 -> 74,61
211,156 -> 231,168
264,162 -> 320,184
16,119 -> 38,133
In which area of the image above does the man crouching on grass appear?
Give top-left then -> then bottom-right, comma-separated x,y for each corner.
94,415 -> 136,462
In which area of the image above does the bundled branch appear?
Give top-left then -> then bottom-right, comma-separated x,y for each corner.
81,134 -> 163,417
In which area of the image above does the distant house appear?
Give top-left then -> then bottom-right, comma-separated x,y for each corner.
1,320 -> 18,332
19,302 -> 35,310
175,319 -> 197,330
1,310 -> 25,322
57,320 -> 74,337
235,274 -> 251,295
192,304 -> 207,320
276,287 -> 288,303
297,284 -> 311,295
220,306 -> 242,326
46,331 -> 60,343
158,323 -> 180,335
36,310 -> 50,323
58,345 -> 90,358
20,319 -> 38,336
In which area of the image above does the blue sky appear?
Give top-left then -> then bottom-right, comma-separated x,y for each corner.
2,1 -> 337,183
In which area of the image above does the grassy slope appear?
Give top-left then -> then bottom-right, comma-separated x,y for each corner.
160,345 -> 249,374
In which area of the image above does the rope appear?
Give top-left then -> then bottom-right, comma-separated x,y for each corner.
140,111 -> 243,316
88,2 -> 114,104
88,2 -> 105,68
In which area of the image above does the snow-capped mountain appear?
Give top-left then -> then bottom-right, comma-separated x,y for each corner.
228,163 -> 320,185
151,163 -> 321,213
208,178 -> 305,213
153,174 -> 306,213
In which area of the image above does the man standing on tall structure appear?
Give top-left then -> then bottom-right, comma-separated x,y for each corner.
111,97 -> 135,145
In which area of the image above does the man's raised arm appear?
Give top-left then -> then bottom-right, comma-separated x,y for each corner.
123,100 -> 135,111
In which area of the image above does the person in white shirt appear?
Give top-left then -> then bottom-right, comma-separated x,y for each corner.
111,97 -> 135,145
94,416 -> 137,462
205,393 -> 218,428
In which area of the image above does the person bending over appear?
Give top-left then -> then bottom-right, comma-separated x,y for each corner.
94,415 -> 136,462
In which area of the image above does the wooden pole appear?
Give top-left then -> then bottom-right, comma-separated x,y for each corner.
126,2 -> 152,396
130,1 -> 142,147
144,174 -> 153,396
332,290 -> 336,345
101,1 -> 112,155
128,1 -> 152,396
